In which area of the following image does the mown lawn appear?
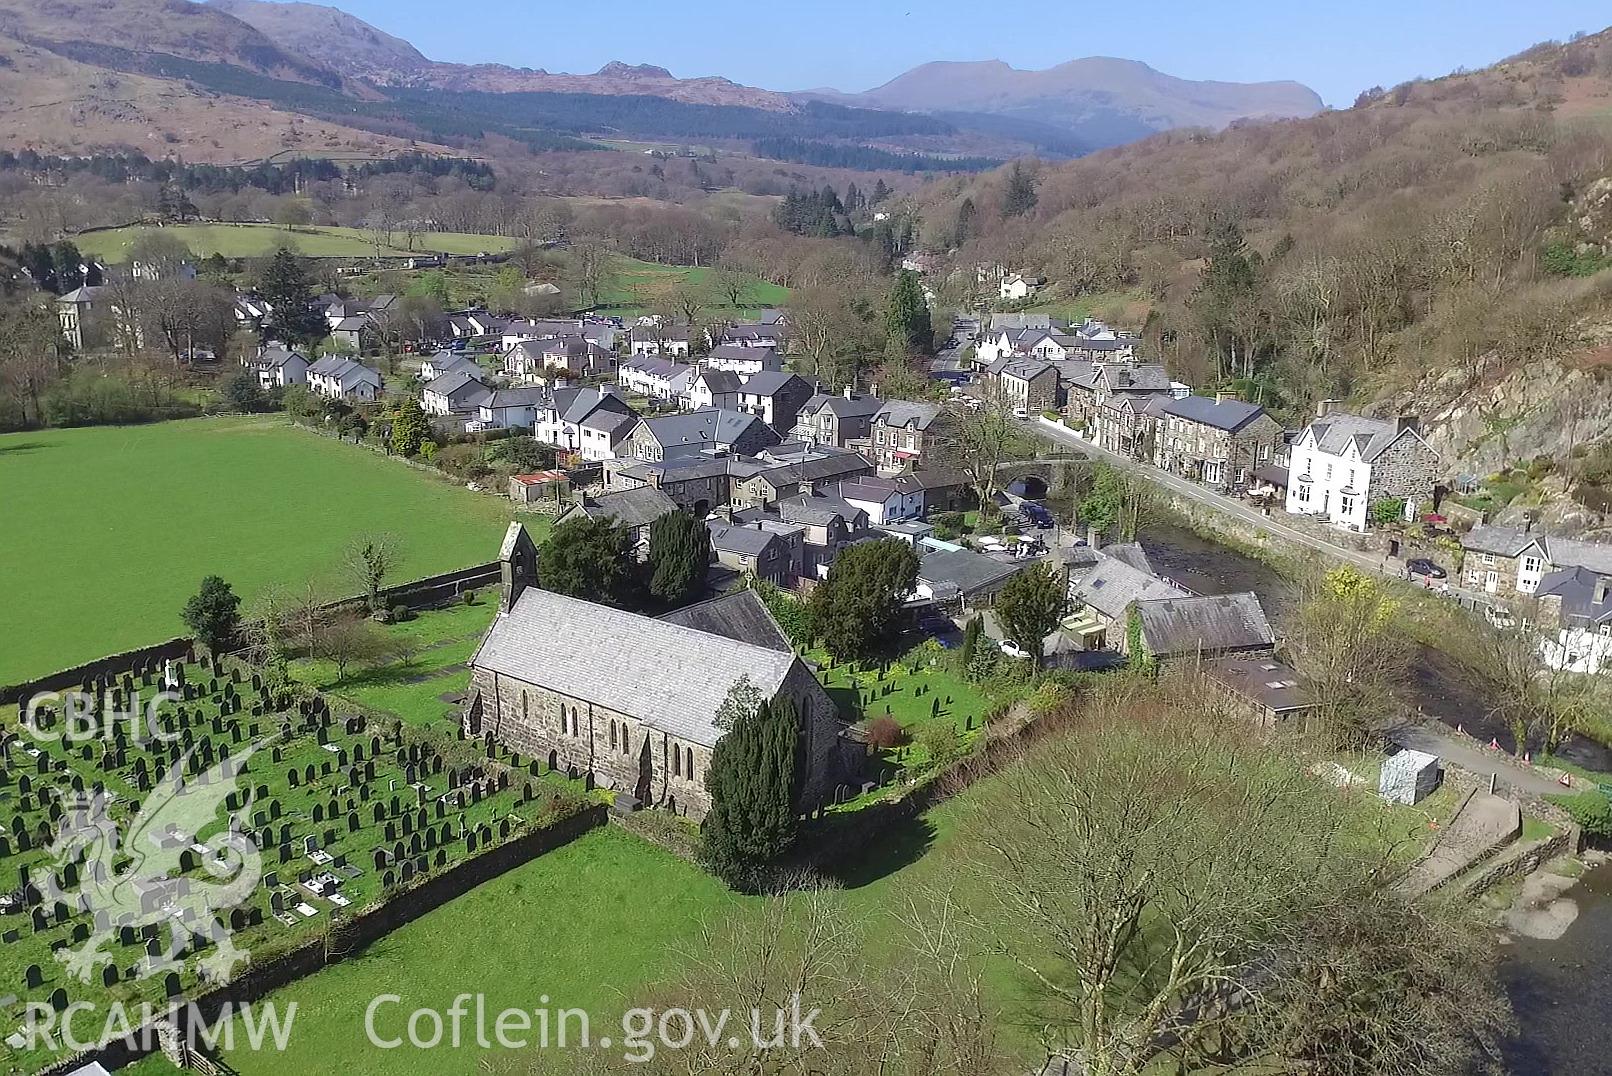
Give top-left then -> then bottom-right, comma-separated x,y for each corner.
0,417 -> 522,685
76,223 -> 518,262
288,600 -> 500,731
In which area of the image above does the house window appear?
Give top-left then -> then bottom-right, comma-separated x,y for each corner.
1324,462 -> 1333,481
1340,494 -> 1356,517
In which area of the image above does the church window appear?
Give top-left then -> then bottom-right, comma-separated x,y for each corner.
672,746 -> 681,777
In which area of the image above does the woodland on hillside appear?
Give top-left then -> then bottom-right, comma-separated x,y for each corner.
911,31 -> 1612,422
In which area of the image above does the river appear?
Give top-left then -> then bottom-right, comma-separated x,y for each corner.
1135,520 -> 1612,1069
1136,522 -> 1612,772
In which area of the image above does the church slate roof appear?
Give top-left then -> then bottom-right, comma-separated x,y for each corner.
658,589 -> 791,652
470,586 -> 799,748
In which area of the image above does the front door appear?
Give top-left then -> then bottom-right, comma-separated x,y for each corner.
1485,571 -> 1499,594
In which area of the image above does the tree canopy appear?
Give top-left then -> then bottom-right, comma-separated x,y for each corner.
538,516 -> 635,607
646,509 -> 712,607
809,539 -> 920,661
257,248 -> 327,346
700,696 -> 799,891
994,563 -> 1065,668
181,575 -> 242,656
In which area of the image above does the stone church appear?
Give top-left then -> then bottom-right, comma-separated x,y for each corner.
465,523 -> 850,819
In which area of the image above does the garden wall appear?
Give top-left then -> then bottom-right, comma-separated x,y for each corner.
35,804 -> 608,1076
1,563 -> 498,706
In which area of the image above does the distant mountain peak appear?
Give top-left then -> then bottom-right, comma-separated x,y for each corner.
595,61 -> 675,80
819,55 -> 1324,148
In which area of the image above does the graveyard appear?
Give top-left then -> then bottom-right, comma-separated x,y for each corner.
0,417 -> 526,686
0,650 -> 592,1071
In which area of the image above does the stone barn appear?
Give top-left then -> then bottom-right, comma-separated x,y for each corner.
465,523 -> 849,819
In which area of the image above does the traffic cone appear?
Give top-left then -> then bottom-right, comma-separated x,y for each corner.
1489,738 -> 1500,750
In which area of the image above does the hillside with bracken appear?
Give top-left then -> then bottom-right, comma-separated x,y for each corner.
906,28 -> 1612,528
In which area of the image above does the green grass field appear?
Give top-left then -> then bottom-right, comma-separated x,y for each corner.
0,417 -> 524,685
75,223 -> 518,263
223,825 -> 740,1075
288,601 -> 500,732
596,257 -> 789,317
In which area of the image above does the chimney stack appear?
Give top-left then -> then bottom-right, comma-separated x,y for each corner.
1086,523 -> 1101,551
843,384 -> 853,399
1215,391 -> 1230,404
1316,399 -> 1336,418
1394,415 -> 1420,436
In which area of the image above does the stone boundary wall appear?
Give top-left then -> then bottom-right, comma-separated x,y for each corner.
34,804 -> 608,1076
0,638 -> 196,707
1452,826 -> 1581,901
1,563 -> 498,706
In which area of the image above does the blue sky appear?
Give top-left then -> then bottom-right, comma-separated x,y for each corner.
319,0 -> 1610,106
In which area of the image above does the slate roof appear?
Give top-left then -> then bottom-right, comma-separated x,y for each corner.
707,343 -> 777,363
708,521 -> 782,556
1100,542 -> 1156,575
739,370 -> 807,397
1134,593 -> 1274,658
308,356 -> 381,385
251,346 -> 305,369
1161,395 -> 1268,433
874,400 -> 942,431
481,387 -> 547,409
1536,566 -> 1612,627
778,494 -> 861,527
580,410 -> 637,437
840,479 -> 901,504
989,314 -> 1062,332
918,548 -> 1024,598
426,351 -> 481,377
1464,526 -> 1612,576
424,370 -> 488,399
619,355 -> 691,379
1302,413 -> 1422,463
694,369 -> 744,394
637,408 -> 775,450
471,586 -> 800,748
988,356 -> 1056,382
1099,363 -> 1172,393
1069,553 -> 1179,619
799,393 -> 884,419
658,589 -> 791,652
570,486 -> 678,529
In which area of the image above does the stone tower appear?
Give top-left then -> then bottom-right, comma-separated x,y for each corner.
499,521 -> 538,612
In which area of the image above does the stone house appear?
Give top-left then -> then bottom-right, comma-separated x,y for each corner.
790,391 -> 885,449
1153,394 -> 1281,490
618,409 -> 781,464
533,386 -> 638,462
707,520 -> 795,585
1284,405 -> 1441,533
1459,523 -> 1612,599
556,486 -> 678,555
985,356 -> 1059,413
734,371 -> 814,435
869,401 -> 945,475
1064,360 -> 1176,444
1132,593 -> 1275,662
466,523 -> 848,818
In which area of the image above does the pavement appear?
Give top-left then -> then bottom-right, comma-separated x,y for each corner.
1384,719 -> 1568,797
1024,417 -> 1497,607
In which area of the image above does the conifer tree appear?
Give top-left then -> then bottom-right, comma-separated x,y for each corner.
647,509 -> 712,606
259,247 -> 327,346
700,697 -> 799,891
884,269 -> 932,356
1002,161 -> 1038,218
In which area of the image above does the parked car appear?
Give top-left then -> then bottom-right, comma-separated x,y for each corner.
1407,558 -> 1447,579
999,640 -> 1031,660
1012,406 -> 1030,419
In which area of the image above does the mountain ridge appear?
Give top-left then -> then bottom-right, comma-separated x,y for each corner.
801,55 -> 1324,143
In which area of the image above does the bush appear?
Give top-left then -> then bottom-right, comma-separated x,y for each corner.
863,715 -> 909,750
1548,791 -> 1612,838
389,603 -> 412,623
1369,498 -> 1406,526
916,721 -> 966,766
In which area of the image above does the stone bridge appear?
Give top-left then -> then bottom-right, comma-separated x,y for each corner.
995,454 -> 1093,498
